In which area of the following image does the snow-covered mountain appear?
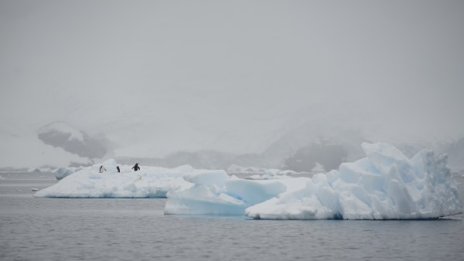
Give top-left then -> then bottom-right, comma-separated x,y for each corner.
1,118 -> 464,173
0,130 -> 89,169
37,122 -> 109,159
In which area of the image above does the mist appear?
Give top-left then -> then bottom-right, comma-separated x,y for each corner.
1,0 -> 463,168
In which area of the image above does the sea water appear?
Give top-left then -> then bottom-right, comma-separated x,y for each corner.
1,172 -> 463,261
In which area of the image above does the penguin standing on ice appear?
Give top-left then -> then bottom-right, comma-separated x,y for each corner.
132,163 -> 140,172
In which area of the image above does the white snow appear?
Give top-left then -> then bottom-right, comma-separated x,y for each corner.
34,160 -> 210,198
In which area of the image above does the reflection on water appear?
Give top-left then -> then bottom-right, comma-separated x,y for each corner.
1,172 -> 463,261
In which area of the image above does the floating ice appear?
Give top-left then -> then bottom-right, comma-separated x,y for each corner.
166,143 -> 462,219
246,143 -> 462,219
35,160 -> 209,198
35,143 -> 462,219
164,172 -> 306,215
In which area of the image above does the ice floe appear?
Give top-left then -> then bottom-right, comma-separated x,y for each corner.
35,143 -> 462,219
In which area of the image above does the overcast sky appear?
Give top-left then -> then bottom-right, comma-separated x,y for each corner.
1,0 -> 463,159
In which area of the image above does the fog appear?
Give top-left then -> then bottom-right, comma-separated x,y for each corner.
1,0 -> 463,168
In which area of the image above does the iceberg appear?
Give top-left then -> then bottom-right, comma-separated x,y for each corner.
35,159 -> 210,198
166,143 -> 462,219
164,172 -> 306,215
35,143 -> 462,220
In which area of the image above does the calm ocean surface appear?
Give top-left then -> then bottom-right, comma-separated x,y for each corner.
1,172 -> 463,261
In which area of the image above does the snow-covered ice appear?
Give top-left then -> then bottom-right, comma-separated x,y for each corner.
35,160 -> 206,198
164,173 -> 306,215
35,143 -> 462,219
166,143 -> 462,219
